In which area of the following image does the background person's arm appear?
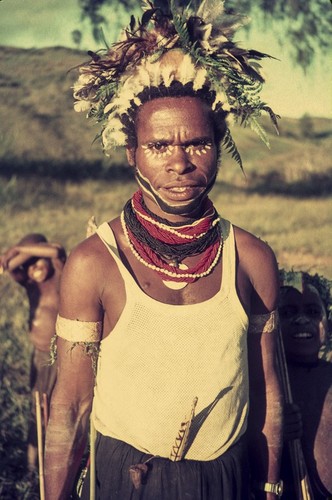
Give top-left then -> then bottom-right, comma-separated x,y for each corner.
0,242 -> 66,272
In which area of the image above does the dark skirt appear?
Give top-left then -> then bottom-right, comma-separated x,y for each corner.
80,433 -> 250,500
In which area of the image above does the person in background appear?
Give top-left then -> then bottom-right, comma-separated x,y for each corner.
0,233 -> 66,472
44,2 -> 284,499
279,270 -> 332,499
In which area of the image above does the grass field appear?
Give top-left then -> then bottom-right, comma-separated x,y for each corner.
0,166 -> 331,497
1,173 -> 331,277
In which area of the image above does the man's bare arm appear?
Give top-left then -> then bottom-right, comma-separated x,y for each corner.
44,338 -> 95,499
44,239 -> 103,499
244,237 -> 284,498
248,321 -> 284,498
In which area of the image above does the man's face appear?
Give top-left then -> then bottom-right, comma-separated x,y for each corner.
126,96 -> 218,220
279,285 -> 328,363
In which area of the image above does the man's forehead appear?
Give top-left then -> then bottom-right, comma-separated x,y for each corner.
138,96 -> 211,119
137,97 -> 214,136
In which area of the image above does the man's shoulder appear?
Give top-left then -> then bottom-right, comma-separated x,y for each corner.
72,233 -> 102,257
233,225 -> 279,311
65,219 -> 120,275
233,224 -> 276,260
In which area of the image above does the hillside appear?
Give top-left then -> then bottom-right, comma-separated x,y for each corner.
0,46 -> 125,173
0,45 -> 331,189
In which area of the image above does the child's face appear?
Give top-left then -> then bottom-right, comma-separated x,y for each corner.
279,285 -> 328,363
27,258 -> 53,283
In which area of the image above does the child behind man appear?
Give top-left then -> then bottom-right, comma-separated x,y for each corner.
0,233 -> 66,471
279,271 -> 332,499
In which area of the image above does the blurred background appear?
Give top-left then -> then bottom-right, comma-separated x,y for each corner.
1,0 -> 331,118
0,2 -> 331,496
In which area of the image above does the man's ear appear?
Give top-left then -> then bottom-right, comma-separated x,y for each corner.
126,147 -> 136,167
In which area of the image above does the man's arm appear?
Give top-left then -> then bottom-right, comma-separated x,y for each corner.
44,239 -> 103,499
44,338 -> 96,499
247,319 -> 284,499
244,237 -> 284,499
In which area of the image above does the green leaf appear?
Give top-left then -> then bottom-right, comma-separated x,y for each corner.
249,117 -> 270,148
222,128 -> 244,173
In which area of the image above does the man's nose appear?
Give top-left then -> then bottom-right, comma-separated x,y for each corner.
166,146 -> 194,174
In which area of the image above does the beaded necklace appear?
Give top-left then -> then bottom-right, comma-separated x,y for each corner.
121,190 -> 223,285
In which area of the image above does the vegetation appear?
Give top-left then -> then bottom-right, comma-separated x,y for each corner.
77,0 -> 332,68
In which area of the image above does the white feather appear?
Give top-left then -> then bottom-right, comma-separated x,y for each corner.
197,0 -> 225,23
161,66 -> 174,87
177,54 -> 196,84
192,67 -> 207,90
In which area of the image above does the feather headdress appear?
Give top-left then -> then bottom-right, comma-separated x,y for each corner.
73,0 -> 280,169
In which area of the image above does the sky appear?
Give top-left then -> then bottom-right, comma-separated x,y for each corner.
0,0 -> 331,119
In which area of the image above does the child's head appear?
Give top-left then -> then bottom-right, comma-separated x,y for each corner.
279,284 -> 328,364
279,270 -> 331,364
17,234 -> 54,284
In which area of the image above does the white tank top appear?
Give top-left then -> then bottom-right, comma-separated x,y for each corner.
93,218 -> 249,461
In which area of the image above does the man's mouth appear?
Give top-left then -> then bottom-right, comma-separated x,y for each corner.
167,186 -> 189,192
162,185 -> 204,200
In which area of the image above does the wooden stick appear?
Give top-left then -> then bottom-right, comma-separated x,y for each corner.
276,328 -> 313,500
90,414 -> 96,500
35,391 -> 45,500
42,392 -> 49,427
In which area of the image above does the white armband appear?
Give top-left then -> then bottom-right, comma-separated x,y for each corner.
56,314 -> 102,342
248,310 -> 279,334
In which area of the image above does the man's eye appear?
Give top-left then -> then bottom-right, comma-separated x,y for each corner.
151,142 -> 168,152
142,143 -> 170,157
184,140 -> 212,154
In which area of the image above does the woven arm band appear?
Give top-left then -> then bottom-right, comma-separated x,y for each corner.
56,314 -> 102,342
248,310 -> 279,334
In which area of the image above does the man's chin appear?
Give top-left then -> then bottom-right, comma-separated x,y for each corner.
154,191 -> 207,216
135,168 -> 217,217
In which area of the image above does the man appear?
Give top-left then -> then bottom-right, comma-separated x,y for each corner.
0,233 -> 66,471
44,2 -> 283,498
279,271 -> 332,499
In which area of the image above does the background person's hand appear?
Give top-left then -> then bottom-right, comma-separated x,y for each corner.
284,402 -> 303,441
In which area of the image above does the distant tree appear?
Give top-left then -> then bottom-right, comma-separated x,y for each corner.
299,113 -> 315,139
72,29 -> 82,49
77,0 -> 332,69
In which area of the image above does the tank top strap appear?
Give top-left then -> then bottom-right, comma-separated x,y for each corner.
96,222 -> 136,287
220,218 -> 236,298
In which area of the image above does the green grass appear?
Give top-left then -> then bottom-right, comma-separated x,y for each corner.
0,279 -> 39,499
